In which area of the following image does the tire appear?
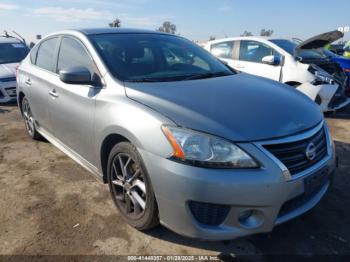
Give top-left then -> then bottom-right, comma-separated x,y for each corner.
21,97 -> 42,140
107,142 -> 159,230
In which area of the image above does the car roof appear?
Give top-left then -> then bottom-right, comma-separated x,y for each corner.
76,28 -> 168,36
0,36 -> 23,44
207,36 -> 275,44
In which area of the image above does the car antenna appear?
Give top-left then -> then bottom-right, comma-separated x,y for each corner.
12,30 -> 26,45
3,30 -> 10,38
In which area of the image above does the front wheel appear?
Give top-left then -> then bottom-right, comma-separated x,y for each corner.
107,142 -> 159,230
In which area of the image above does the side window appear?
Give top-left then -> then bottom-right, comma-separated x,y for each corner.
239,40 -> 275,63
57,37 -> 94,74
36,37 -> 59,72
211,41 -> 234,59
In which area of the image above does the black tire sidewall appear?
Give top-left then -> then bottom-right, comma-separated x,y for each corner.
22,97 -> 41,140
107,142 -> 159,230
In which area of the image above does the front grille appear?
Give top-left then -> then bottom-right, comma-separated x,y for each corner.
263,127 -> 327,175
5,87 -> 16,97
0,77 -> 16,83
188,201 -> 230,226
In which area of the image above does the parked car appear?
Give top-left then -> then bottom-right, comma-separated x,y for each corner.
17,28 -> 336,240
322,49 -> 350,96
0,36 -> 29,103
344,42 -> 350,58
205,31 -> 350,112
329,44 -> 345,56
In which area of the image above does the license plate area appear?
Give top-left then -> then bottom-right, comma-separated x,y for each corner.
304,166 -> 329,196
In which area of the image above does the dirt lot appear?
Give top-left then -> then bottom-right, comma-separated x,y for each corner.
0,104 -> 350,260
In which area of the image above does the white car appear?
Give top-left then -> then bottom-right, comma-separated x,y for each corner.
0,36 -> 28,103
205,31 -> 350,112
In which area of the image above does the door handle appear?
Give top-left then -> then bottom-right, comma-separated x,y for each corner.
49,89 -> 59,98
25,79 -> 31,86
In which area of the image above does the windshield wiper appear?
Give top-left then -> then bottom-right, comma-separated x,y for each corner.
126,78 -> 161,83
183,71 -> 231,80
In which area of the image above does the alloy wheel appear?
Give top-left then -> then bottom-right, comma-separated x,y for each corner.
22,99 -> 35,136
110,153 -> 147,219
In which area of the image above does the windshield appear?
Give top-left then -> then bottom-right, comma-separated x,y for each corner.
271,39 -> 331,60
89,33 -> 234,82
270,39 -> 335,60
270,39 -> 296,55
0,42 -> 28,64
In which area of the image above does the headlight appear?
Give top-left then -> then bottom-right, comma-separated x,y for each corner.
161,126 -> 259,168
314,71 -> 334,85
308,65 -> 335,85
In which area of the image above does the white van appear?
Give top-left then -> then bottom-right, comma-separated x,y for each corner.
205,31 -> 350,112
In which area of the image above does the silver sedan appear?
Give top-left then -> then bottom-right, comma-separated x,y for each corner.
17,28 -> 336,240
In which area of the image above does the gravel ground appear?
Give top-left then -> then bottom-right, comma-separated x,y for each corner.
0,104 -> 349,261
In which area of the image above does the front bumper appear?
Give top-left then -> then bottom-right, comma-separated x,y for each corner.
139,125 -> 336,240
0,81 -> 17,103
296,82 -> 350,112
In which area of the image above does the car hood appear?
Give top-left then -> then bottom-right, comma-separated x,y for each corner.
296,30 -> 344,50
0,62 -> 18,79
125,73 -> 323,142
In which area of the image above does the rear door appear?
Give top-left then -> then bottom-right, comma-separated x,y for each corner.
235,40 -> 282,81
48,36 -> 101,163
23,37 -> 60,132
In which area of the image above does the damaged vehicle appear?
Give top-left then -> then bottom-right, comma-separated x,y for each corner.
0,33 -> 29,103
205,30 -> 350,112
322,49 -> 350,97
17,28 -> 336,240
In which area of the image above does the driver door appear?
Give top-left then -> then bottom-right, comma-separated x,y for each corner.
234,40 -> 282,81
49,36 -> 101,164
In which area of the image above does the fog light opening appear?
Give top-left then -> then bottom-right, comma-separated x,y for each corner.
238,210 -> 263,229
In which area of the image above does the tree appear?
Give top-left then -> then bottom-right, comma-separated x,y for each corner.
109,18 -> 121,28
157,21 -> 177,34
240,30 -> 253,36
260,29 -> 274,37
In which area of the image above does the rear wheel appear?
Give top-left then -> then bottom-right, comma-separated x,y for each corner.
107,142 -> 159,230
21,97 -> 42,140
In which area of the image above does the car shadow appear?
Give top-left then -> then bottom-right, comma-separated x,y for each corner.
144,140 -> 350,259
0,102 -> 17,113
0,108 -> 10,114
325,104 -> 350,120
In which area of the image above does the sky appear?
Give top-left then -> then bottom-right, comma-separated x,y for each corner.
0,0 -> 349,43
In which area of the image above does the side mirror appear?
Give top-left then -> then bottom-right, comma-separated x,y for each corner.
59,66 -> 93,85
262,55 -> 281,66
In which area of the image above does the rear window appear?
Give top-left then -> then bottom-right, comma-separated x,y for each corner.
0,42 -> 28,64
35,37 -> 59,72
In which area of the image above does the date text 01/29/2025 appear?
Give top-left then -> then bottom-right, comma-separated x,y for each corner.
127,255 -> 220,261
